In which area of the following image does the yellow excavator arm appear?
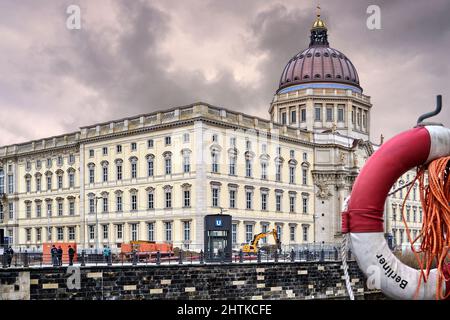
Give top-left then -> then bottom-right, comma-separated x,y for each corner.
241,229 -> 281,253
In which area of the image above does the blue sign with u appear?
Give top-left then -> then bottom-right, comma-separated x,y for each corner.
215,219 -> 222,227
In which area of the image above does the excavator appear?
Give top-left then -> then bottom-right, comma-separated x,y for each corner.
241,228 -> 281,254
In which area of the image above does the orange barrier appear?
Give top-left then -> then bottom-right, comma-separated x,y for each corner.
43,242 -> 77,264
120,241 -> 173,256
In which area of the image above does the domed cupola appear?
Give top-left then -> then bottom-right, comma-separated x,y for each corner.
278,9 -> 361,94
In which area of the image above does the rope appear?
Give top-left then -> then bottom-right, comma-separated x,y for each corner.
341,196 -> 355,300
401,156 -> 450,300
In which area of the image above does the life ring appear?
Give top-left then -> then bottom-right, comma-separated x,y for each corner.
342,125 -> 450,299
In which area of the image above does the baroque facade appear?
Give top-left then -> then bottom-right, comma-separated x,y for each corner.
0,13 -> 420,252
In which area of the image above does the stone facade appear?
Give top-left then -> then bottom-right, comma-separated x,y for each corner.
0,261 -> 381,300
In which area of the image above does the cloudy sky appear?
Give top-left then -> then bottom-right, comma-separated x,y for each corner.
0,0 -> 449,146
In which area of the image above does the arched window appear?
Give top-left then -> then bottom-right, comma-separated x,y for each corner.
181,149 -> 191,173
56,169 -> 64,189
164,185 -> 173,208
24,174 -> 32,193
115,159 -> 123,181
146,187 -> 155,210
101,161 -> 109,182
87,163 -> 95,184
146,154 -> 155,177
163,152 -> 172,175
130,188 -> 138,211
129,157 -> 138,179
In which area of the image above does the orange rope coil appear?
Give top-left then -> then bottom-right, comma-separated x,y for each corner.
401,156 -> 450,299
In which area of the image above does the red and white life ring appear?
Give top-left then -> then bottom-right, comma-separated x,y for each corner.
342,125 -> 450,299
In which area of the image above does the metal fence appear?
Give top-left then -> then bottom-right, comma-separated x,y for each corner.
0,244 -> 352,268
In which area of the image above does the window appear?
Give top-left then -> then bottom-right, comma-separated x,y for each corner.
261,162 -> 267,180
36,160 -> 42,169
26,203 -> 31,219
88,165 -> 95,184
8,203 -> 13,219
46,175 -> 52,191
232,224 -> 237,245
131,224 -> 138,241
302,168 -> 308,185
147,190 -> 154,209
302,195 -> 308,214
46,202 -> 52,217
25,228 -> 31,242
261,225 -> 268,244
276,193 -> 282,212
148,222 -> 155,241
47,158 -> 52,167
47,227 -> 52,241
212,134 -> 218,142
290,150 -> 295,158
183,152 -> 190,173
89,197 -> 95,214
245,159 -> 252,177
229,155 -> 236,175
147,156 -> 154,176
102,147 -> 108,156
130,158 -> 138,179
26,177 -> 31,193
164,157 -> 171,175
302,225 -> 309,242
116,161 -> 123,180
147,139 -> 154,148
36,228 -> 42,242
165,136 -> 171,146
261,193 -> 267,211
58,201 -> 63,216
0,169 -> 4,194
89,225 -> 95,240
116,145 -> 122,153
26,161 -> 31,171
314,105 -> 322,121
57,227 -> 63,241
36,177 -> 41,192
183,190 -> 190,207
57,174 -> 63,189
352,109 -> 355,124
183,221 -> 191,241
8,174 -> 14,193
116,193 -> 123,212
246,190 -> 253,210
229,189 -> 236,208
66,226 -> 72,240
290,109 -> 297,124
281,112 -> 287,125
183,133 -> 190,143
245,224 -> 253,243
230,137 -> 236,147
69,154 -> 75,164
131,193 -> 137,211
413,207 -> 417,222
36,203 -> 42,217
89,149 -> 94,158
300,108 -> 306,122
289,194 -> 296,213
165,188 -> 172,208
211,152 -> 219,173
303,152 -> 308,162
289,166 -> 295,184
212,188 -> 219,207
103,225 -> 109,240
102,164 -> 108,182
290,226 -> 296,242
246,139 -> 252,151
131,142 -> 137,151
102,196 -> 108,213
326,106 -> 333,121
69,172 -> 75,188
276,164 -> 282,182
165,222 -> 172,241
338,106 -> 345,122
276,225 -> 282,240
69,200 -> 75,216
116,224 -> 123,239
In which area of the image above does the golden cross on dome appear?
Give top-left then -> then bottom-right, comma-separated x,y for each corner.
316,5 -> 321,18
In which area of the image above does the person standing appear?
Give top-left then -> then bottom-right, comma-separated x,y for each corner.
103,246 -> 111,263
57,246 -> 63,266
68,245 -> 75,266
51,245 -> 58,266
6,246 -> 14,267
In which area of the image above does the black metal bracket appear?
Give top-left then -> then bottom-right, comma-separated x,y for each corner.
416,95 -> 443,126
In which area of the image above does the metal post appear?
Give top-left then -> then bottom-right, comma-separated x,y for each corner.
239,250 -> 243,263
94,197 -> 101,256
2,252 -> 7,268
305,249 -> 309,261
290,249 -> 295,262
334,247 -> 338,261
199,250 -> 204,265
274,250 -> 278,263
257,250 -> 261,264
23,250 -> 29,267
81,250 -> 86,267
132,251 -> 137,266
156,251 -> 161,265
320,249 -> 325,262
108,253 -> 112,266
178,249 -> 183,265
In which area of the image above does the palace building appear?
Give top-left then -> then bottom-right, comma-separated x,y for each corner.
0,12 -> 421,253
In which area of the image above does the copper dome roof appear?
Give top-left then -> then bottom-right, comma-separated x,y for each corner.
278,13 -> 361,92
